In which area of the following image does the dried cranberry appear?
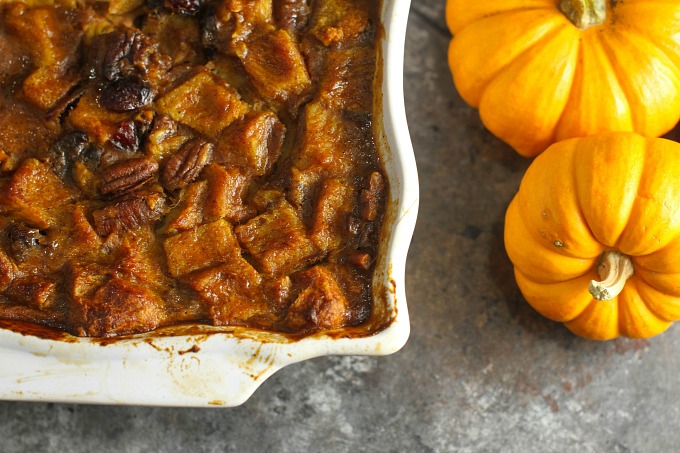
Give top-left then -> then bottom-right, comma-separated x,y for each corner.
109,111 -> 154,151
165,0 -> 203,15
275,0 -> 311,32
100,77 -> 153,113
109,120 -> 139,151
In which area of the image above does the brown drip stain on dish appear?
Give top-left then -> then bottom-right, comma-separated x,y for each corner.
243,343 -> 277,381
178,344 -> 201,355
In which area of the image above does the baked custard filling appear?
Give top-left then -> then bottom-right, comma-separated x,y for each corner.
0,0 -> 386,337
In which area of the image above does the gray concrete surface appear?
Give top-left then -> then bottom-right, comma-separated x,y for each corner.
2,1 -> 680,452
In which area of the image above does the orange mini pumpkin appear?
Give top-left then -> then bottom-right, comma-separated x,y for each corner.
446,0 -> 680,157
505,132 -> 680,340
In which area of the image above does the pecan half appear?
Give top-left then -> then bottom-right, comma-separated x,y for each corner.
162,138 -> 213,190
92,30 -> 137,81
92,192 -> 167,236
100,157 -> 158,197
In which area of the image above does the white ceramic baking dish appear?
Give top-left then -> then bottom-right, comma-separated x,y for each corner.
0,0 -> 418,407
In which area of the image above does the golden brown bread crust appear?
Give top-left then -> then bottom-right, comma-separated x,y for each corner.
0,0 -> 385,337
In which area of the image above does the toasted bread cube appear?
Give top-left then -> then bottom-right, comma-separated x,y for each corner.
68,263 -> 109,306
69,203 -> 103,250
163,219 -> 240,277
293,101 -> 358,176
206,0 -> 275,54
5,276 -> 57,311
157,70 -> 250,137
66,90 -> 132,143
0,250 -> 17,292
309,0 -> 372,46
203,164 -> 254,223
141,12 -> 203,66
68,274 -> 165,337
238,29 -> 311,102
235,198 -> 318,276
310,178 -> 353,252
107,0 -> 145,15
1,159 -> 78,228
4,4 -> 81,66
187,259 -> 266,325
163,180 -> 208,233
22,65 -> 80,111
319,46 -> 374,114
288,165 -> 320,208
0,102 -> 54,170
285,265 -> 349,329
215,111 -> 285,176
231,0 -> 275,32
115,230 -> 172,290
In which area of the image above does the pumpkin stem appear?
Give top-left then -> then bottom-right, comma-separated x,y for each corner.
588,250 -> 634,301
559,0 -> 607,29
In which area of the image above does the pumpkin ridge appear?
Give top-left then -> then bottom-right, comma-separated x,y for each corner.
613,22 -> 680,129
616,138 -> 680,256
616,23 -> 680,86
447,4 -> 556,35
567,126 -> 598,247
620,17 -> 680,70
612,139 -> 642,251
592,33 -> 641,131
553,40 -> 586,146
482,19 -> 571,101
629,273 -> 680,321
554,33 -> 633,140
514,269 -> 596,322
634,256 -> 680,277
512,191 -> 554,258
513,185 -> 592,261
572,134 -> 645,248
613,0 -> 680,64
515,261 -> 595,287
510,143 -> 602,260
598,28 -> 680,135
617,278 -> 672,337
631,267 -> 680,302
478,24 -> 581,156
451,11 -> 569,108
565,296 -> 620,340
505,197 -> 598,285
